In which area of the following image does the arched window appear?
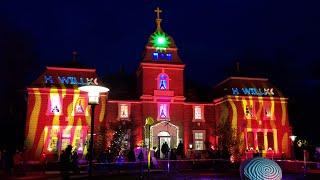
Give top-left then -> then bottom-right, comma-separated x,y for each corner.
158,103 -> 169,120
158,73 -> 169,90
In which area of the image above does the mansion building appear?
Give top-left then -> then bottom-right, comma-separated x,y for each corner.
24,8 -> 293,160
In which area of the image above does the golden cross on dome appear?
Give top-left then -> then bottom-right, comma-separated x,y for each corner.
154,7 -> 162,31
155,7 -> 162,20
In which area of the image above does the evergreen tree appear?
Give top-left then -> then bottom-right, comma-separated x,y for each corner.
217,104 -> 243,161
95,125 -> 107,158
107,124 -> 127,161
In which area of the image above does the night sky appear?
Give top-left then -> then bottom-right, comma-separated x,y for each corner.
0,1 -> 320,149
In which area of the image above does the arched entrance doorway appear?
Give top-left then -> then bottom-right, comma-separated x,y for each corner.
158,131 -> 170,159
150,121 -> 179,158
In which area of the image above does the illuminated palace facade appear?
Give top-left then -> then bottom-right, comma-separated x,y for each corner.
24,67 -> 108,160
24,8 -> 293,160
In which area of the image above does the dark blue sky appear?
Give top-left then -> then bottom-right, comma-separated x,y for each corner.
1,0 -> 320,146
1,0 -> 319,82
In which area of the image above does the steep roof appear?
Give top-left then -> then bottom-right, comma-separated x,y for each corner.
140,7 -> 183,65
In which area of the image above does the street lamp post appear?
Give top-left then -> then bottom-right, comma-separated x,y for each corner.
145,116 -> 154,179
79,85 -> 109,178
289,135 -> 297,160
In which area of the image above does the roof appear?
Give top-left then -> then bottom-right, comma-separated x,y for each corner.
102,71 -> 139,100
213,76 -> 285,98
29,66 -> 103,89
140,31 -> 183,65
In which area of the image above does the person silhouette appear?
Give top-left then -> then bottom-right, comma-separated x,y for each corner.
161,142 -> 169,159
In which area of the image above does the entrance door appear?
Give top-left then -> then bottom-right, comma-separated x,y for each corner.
159,136 -> 170,159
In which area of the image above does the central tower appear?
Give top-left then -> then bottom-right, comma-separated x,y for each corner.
137,7 -> 185,152
137,7 -> 185,104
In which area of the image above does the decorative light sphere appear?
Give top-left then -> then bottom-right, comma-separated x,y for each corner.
240,157 -> 282,180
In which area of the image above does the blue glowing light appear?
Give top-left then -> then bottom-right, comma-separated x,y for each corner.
231,87 -> 274,96
152,52 -> 172,61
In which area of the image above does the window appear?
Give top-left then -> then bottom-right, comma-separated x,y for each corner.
194,105 -> 203,120
267,132 -> 274,150
157,73 -> 170,90
247,132 -> 254,149
244,104 -> 255,119
74,98 -> 86,115
195,132 -> 203,139
166,53 -> 172,60
263,103 -> 273,119
48,94 -> 62,115
152,52 -> 159,60
159,74 -> 168,90
74,127 -> 84,152
119,104 -> 129,119
257,132 -> 264,150
195,141 -> 203,150
152,52 -> 172,61
61,127 -> 71,150
159,103 -> 169,120
47,126 -> 59,152
247,130 -> 276,151
62,127 -> 71,138
193,130 -> 205,150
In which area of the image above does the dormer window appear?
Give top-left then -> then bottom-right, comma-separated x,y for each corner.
158,103 -> 169,120
119,104 -> 130,120
158,73 -> 169,90
48,94 -> 62,115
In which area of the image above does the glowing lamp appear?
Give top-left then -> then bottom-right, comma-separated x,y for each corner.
157,37 -> 165,44
151,31 -> 170,49
289,135 -> 297,160
189,144 -> 193,149
289,135 -> 297,142
78,85 -> 109,105
78,84 -> 109,177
